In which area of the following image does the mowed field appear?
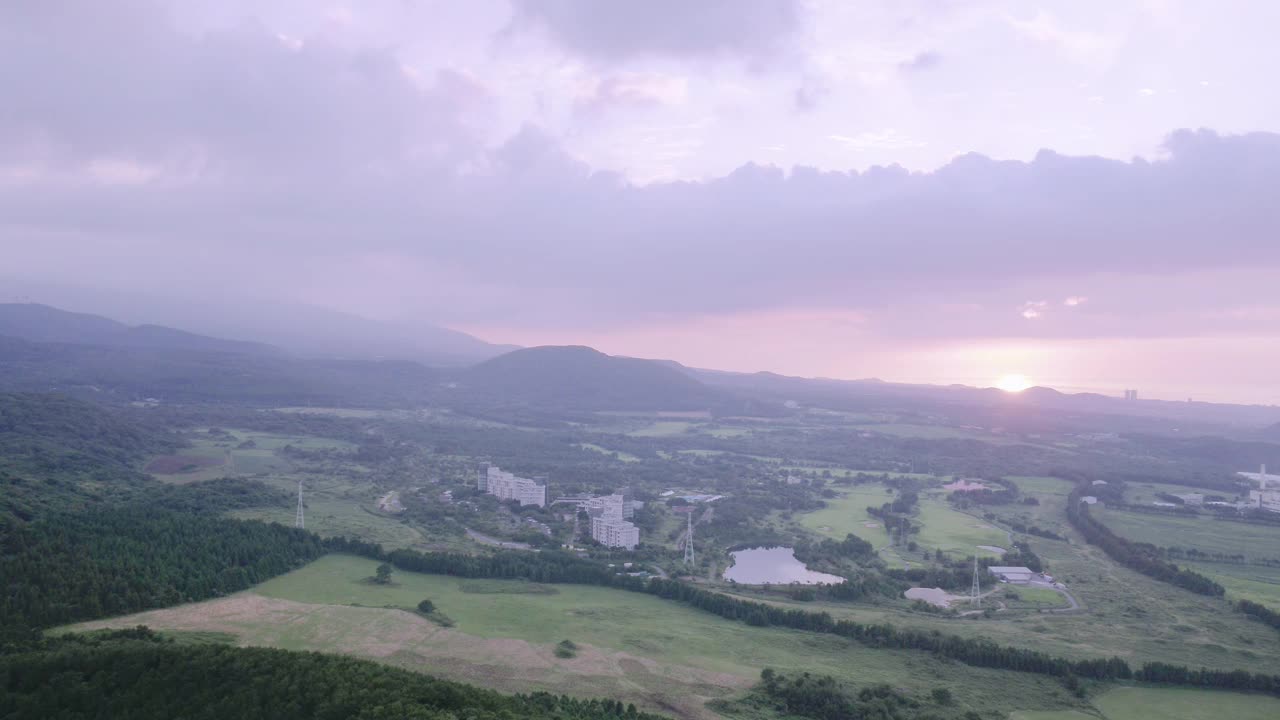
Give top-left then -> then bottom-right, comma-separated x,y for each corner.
72,555 -> 1096,720
1011,686 -> 1280,720
1185,561 -> 1280,607
798,485 -> 895,543
913,497 -> 1009,557
804,483 -> 1032,559
1094,508 -> 1280,558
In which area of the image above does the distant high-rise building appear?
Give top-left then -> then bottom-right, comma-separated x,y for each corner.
1123,389 -> 1139,401
480,466 -> 546,507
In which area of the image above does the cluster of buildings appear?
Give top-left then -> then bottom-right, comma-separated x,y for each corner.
476,466 -> 646,550
1243,464 -> 1280,513
478,466 -> 547,507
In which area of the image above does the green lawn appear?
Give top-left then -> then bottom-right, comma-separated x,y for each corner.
1095,508 -> 1280,559
1086,686 -> 1280,720
913,499 -> 1008,557
798,485 -> 895,544
1185,561 -> 1280,608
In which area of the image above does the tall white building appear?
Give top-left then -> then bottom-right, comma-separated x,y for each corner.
480,466 -> 546,507
585,494 -> 640,549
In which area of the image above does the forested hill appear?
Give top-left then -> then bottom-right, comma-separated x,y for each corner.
1,632 -> 662,720
0,393 -> 177,521
460,345 -> 735,411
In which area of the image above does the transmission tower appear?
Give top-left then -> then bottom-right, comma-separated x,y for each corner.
683,510 -> 695,565
971,555 -> 981,607
295,480 -> 305,529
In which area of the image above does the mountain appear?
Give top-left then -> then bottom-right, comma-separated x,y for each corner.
459,345 -> 726,411
0,333 -> 439,407
0,304 -> 276,356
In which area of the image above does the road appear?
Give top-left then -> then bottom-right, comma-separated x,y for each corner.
465,528 -> 531,550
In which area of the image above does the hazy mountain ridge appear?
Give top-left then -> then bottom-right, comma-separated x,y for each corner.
0,304 -> 278,356
459,345 -> 728,411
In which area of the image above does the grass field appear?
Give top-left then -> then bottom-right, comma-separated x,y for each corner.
797,485 -> 895,544
913,499 -> 1009,557
1002,585 -> 1069,609
627,421 -> 698,437
852,423 -> 1023,444
1012,686 -> 1280,720
1185,561 -> 1280,608
72,554 -> 1095,719
1095,508 -> 1280,558
147,428 -> 355,483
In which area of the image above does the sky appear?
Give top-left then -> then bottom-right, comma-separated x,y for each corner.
2,1 -> 1279,403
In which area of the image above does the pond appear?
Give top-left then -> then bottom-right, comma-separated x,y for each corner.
723,546 -> 845,585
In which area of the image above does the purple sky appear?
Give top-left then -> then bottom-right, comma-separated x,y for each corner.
3,1 -> 1279,403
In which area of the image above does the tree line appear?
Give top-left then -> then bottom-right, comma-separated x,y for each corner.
1239,599 -> 1280,634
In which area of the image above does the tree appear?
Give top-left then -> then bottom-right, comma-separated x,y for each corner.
417,599 -> 435,614
374,563 -> 393,584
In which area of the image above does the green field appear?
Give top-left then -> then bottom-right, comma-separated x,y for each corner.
798,485 -> 895,544
913,499 -> 1009,557
1185,561 -> 1280,607
72,554 -> 1094,719
1013,686 -> 1280,720
852,423 -> 1022,444
1001,585 -> 1068,609
147,428 -> 355,483
1095,508 -> 1280,558
627,421 -> 698,437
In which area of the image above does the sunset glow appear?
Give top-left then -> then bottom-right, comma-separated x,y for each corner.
995,374 -> 1033,393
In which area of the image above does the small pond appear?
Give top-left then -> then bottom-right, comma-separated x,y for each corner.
723,546 -> 845,585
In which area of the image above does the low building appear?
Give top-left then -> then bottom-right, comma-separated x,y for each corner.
987,566 -> 1035,584
1080,496 -> 1099,505
479,466 -> 546,507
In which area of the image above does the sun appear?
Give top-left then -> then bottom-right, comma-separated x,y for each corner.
995,374 -> 1033,393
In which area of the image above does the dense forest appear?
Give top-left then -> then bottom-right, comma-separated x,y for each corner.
0,630 -> 661,720
0,508 -> 325,629
0,392 -> 177,521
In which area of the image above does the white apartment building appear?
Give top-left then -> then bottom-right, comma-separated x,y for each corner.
480,466 -> 546,507
585,494 -> 640,549
591,515 -> 640,550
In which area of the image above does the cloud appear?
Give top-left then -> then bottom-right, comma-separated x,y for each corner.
1021,301 -> 1048,320
575,72 -> 689,114
3,3 -> 1280,344
1064,296 -> 1088,307
898,51 -> 942,73
505,0 -> 803,63
828,130 -> 926,151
